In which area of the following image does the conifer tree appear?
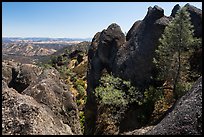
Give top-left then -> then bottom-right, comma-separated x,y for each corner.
153,6 -> 200,99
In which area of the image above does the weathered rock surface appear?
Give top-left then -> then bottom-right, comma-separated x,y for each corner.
121,126 -> 154,135
8,63 -> 42,93
114,5 -> 171,88
22,68 -> 82,135
2,61 -> 18,84
2,61 -> 82,135
126,20 -> 142,41
2,80 -> 73,135
145,76 -> 202,135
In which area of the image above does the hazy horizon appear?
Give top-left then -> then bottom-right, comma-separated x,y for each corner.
2,2 -> 202,38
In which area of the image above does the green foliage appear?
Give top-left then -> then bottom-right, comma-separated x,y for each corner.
79,111 -> 85,133
95,74 -> 143,107
153,6 -> 200,99
76,85 -> 85,99
174,82 -> 192,99
143,86 -> 163,104
95,86 -> 128,107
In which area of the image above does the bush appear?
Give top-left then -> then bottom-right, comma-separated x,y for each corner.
174,82 -> 192,99
95,86 -> 128,107
95,74 -> 143,107
143,86 -> 163,104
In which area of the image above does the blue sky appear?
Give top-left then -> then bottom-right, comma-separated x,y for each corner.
2,2 -> 202,38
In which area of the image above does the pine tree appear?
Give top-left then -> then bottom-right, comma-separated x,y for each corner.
153,6 -> 200,99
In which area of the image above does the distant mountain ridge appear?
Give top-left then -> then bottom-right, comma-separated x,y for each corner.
2,37 -> 92,42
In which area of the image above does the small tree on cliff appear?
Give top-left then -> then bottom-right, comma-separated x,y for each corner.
153,6 -> 200,99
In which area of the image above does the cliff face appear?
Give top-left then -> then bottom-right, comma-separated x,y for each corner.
85,4 -> 202,135
113,6 -> 171,88
2,60 -> 82,135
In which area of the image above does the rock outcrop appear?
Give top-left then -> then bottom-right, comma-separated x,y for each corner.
85,23 -> 126,135
146,76 -> 202,135
8,64 -> 41,93
2,80 -> 73,135
114,5 -> 171,88
85,4 -> 202,135
126,20 -> 142,41
85,5 -> 171,135
171,4 -> 181,17
2,60 -> 82,135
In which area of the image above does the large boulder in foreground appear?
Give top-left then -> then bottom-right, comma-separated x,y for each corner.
146,76 -> 202,135
2,61 -> 82,135
22,68 -> 82,135
2,80 -> 73,135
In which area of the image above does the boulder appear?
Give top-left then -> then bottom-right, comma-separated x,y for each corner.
2,62 -> 82,135
7,63 -> 42,93
2,60 -> 18,84
22,68 -> 82,135
2,80 -> 73,135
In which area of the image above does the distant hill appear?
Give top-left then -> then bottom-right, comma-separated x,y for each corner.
2,37 -> 92,43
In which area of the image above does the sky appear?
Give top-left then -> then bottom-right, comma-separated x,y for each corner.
2,2 -> 202,38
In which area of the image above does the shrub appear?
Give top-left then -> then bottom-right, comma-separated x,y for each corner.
174,82 -> 192,99
95,86 -> 128,107
95,74 -> 143,107
143,86 -> 163,104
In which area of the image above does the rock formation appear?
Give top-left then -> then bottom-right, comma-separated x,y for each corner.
113,5 -> 171,88
85,4 -> 202,135
171,4 -> 181,17
2,60 -> 82,135
2,80 -> 73,135
85,23 -> 126,135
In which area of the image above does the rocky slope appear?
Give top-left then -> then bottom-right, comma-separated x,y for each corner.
2,43 -> 57,56
121,76 -> 202,135
146,76 -> 202,135
2,60 -> 82,135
